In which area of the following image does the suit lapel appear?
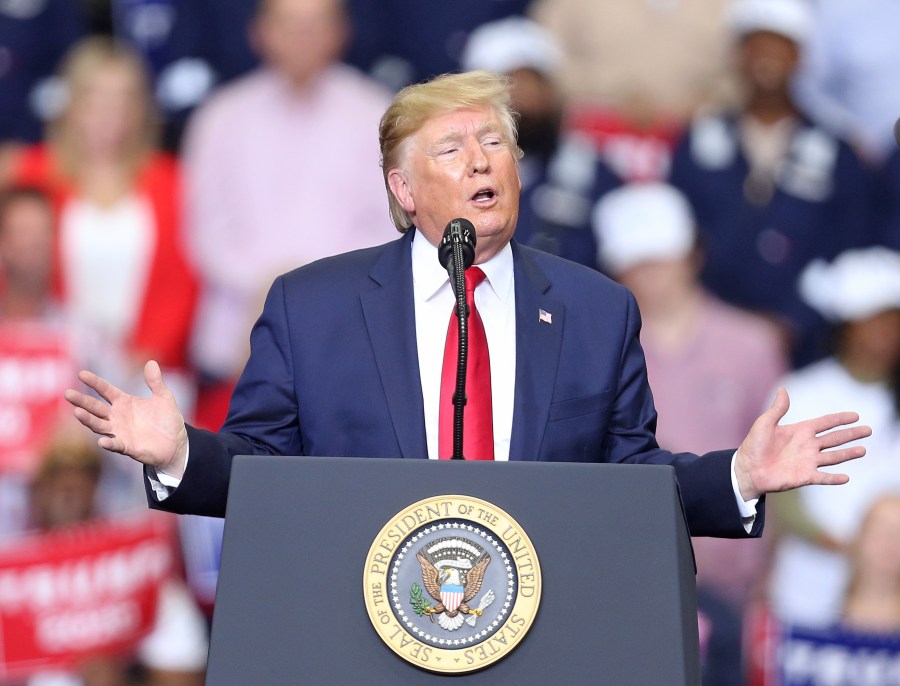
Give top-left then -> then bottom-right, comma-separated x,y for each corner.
509,244 -> 564,461
360,232 -> 428,459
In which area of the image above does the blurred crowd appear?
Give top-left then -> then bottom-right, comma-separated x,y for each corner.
0,0 -> 898,684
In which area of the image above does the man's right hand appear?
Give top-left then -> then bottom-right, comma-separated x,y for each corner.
65,360 -> 189,478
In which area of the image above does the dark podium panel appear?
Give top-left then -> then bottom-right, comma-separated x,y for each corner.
206,457 -> 700,685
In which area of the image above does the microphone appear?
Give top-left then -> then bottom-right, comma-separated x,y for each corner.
438,218 -> 476,281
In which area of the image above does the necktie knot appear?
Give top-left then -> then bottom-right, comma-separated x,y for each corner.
465,267 -> 486,294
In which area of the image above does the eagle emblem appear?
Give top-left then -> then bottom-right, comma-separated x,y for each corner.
412,536 -> 493,631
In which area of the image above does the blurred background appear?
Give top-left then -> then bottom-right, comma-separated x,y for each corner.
0,0 -> 898,684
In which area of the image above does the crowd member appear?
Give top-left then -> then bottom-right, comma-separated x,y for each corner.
181,0 -> 396,428
9,36 -> 197,404
0,188 -> 59,323
793,0 -> 900,165
344,0 -> 530,93
65,73 -> 870,559
841,495 -> 900,635
767,247 -> 900,629
0,187 -> 72,538
594,182 -> 787,602
668,0 -> 874,367
595,182 -> 789,684
460,16 -> 620,269
22,432 -> 208,686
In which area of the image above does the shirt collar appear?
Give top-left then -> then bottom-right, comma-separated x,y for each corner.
411,228 -> 514,303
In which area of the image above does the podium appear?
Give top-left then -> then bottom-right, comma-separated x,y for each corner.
205,456 -> 700,684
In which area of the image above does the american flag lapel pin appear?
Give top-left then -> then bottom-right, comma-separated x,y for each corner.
538,308 -> 552,324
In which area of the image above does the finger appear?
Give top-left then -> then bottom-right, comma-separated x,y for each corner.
808,411 -> 862,435
809,471 -> 851,487
78,370 -> 123,404
143,360 -> 168,397
764,387 -> 790,426
817,445 -> 867,467
64,389 -> 110,419
817,425 -> 872,449
97,435 -> 126,454
72,407 -> 114,438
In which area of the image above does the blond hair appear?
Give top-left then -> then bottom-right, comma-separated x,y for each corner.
379,71 -> 522,232
48,36 -> 159,185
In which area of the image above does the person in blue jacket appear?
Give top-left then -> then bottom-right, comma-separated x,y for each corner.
668,0 -> 876,366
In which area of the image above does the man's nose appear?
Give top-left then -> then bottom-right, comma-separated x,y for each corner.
467,142 -> 489,174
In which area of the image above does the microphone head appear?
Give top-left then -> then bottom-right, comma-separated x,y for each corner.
438,218 -> 477,272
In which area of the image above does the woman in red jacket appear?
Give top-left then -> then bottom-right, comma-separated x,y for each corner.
12,37 -> 197,405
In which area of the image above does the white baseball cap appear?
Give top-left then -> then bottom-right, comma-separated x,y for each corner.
799,247 -> 900,323
593,183 -> 696,274
729,0 -> 814,46
461,17 -> 562,77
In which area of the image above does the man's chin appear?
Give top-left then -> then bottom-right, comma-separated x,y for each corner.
474,227 -> 515,261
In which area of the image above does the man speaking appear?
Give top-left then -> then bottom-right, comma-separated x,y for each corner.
65,72 -> 870,537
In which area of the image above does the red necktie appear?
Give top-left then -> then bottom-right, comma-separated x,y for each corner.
439,267 -> 494,460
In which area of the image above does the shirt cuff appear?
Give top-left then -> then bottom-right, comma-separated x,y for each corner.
731,452 -> 758,533
146,442 -> 189,501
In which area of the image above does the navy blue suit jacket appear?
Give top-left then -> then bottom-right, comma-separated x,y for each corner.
150,232 -> 763,537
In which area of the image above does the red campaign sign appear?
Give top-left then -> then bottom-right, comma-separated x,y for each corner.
0,514 -> 176,681
0,321 -> 77,477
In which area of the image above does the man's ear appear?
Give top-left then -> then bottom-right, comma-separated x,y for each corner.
387,168 -> 415,214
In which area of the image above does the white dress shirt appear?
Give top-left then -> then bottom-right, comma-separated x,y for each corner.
411,230 -> 516,461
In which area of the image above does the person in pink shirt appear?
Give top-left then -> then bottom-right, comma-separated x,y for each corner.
595,181 -> 789,614
181,0 -> 397,427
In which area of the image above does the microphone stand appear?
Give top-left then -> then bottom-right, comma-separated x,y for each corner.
449,236 -> 469,461
438,218 -> 476,461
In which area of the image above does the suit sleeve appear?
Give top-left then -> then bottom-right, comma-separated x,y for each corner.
146,276 -> 302,517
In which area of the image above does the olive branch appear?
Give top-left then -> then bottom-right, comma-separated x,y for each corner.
410,583 -> 432,616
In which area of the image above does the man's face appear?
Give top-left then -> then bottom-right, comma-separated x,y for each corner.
388,106 -> 521,264
738,31 -> 800,95
254,0 -> 347,87
508,67 -> 562,157
0,197 -> 54,289
32,467 -> 98,531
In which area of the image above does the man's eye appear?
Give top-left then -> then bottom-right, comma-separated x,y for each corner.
439,147 -> 458,156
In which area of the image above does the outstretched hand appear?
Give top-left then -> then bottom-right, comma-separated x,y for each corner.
735,387 -> 872,502
64,360 -> 189,478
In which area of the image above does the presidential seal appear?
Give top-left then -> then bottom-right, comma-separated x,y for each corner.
363,495 -> 541,674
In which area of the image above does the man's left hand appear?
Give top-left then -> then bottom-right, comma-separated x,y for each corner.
735,387 -> 872,502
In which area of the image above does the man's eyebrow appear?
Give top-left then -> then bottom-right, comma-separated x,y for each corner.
433,130 -> 464,147
432,123 -> 504,148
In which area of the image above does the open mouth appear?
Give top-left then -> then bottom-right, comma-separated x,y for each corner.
472,188 -> 496,202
